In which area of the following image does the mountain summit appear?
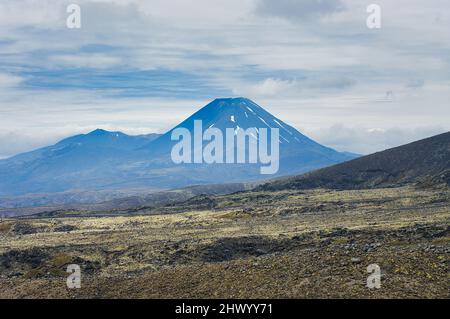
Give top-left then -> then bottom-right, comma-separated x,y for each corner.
144,98 -> 353,167
0,98 -> 357,199
150,97 -> 321,148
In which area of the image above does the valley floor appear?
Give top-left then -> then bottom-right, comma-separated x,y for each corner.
0,186 -> 449,298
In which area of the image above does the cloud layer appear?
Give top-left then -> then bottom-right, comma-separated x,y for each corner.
0,0 -> 449,157
256,0 -> 345,21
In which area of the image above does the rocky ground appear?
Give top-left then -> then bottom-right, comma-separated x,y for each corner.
0,186 -> 448,298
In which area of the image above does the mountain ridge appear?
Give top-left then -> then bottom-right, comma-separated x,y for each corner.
259,131 -> 450,191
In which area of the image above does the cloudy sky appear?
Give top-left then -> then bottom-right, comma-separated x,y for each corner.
0,0 -> 449,158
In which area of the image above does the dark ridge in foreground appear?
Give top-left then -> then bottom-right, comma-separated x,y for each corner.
260,131 -> 450,191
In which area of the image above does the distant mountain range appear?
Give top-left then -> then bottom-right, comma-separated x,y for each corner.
260,131 -> 450,191
0,97 -> 357,205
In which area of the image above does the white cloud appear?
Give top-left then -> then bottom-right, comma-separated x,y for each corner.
256,0 -> 345,21
50,54 -> 122,69
309,124 -> 447,154
0,0 -> 448,157
0,73 -> 24,88
236,78 -> 296,97
0,0 -> 65,28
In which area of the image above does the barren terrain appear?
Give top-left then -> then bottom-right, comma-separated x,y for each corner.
0,186 -> 448,298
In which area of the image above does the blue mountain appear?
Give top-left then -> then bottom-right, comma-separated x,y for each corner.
0,98 -> 358,198
0,130 -> 160,195
141,98 -> 355,172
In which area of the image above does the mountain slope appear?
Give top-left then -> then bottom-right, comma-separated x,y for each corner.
260,131 -> 450,191
0,130 -> 161,196
136,97 -> 356,177
147,98 -> 350,160
0,97 -> 357,199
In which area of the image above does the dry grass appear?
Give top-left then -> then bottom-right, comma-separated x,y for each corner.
0,186 -> 448,298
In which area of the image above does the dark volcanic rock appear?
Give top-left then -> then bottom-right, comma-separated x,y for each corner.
12,223 -> 40,235
0,248 -> 48,269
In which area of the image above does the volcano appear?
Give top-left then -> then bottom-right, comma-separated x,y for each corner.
141,98 -> 356,175
147,98 -> 339,152
0,98 -> 357,199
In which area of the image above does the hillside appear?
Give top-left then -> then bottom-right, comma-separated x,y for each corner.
260,132 -> 450,191
0,130 -> 162,196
